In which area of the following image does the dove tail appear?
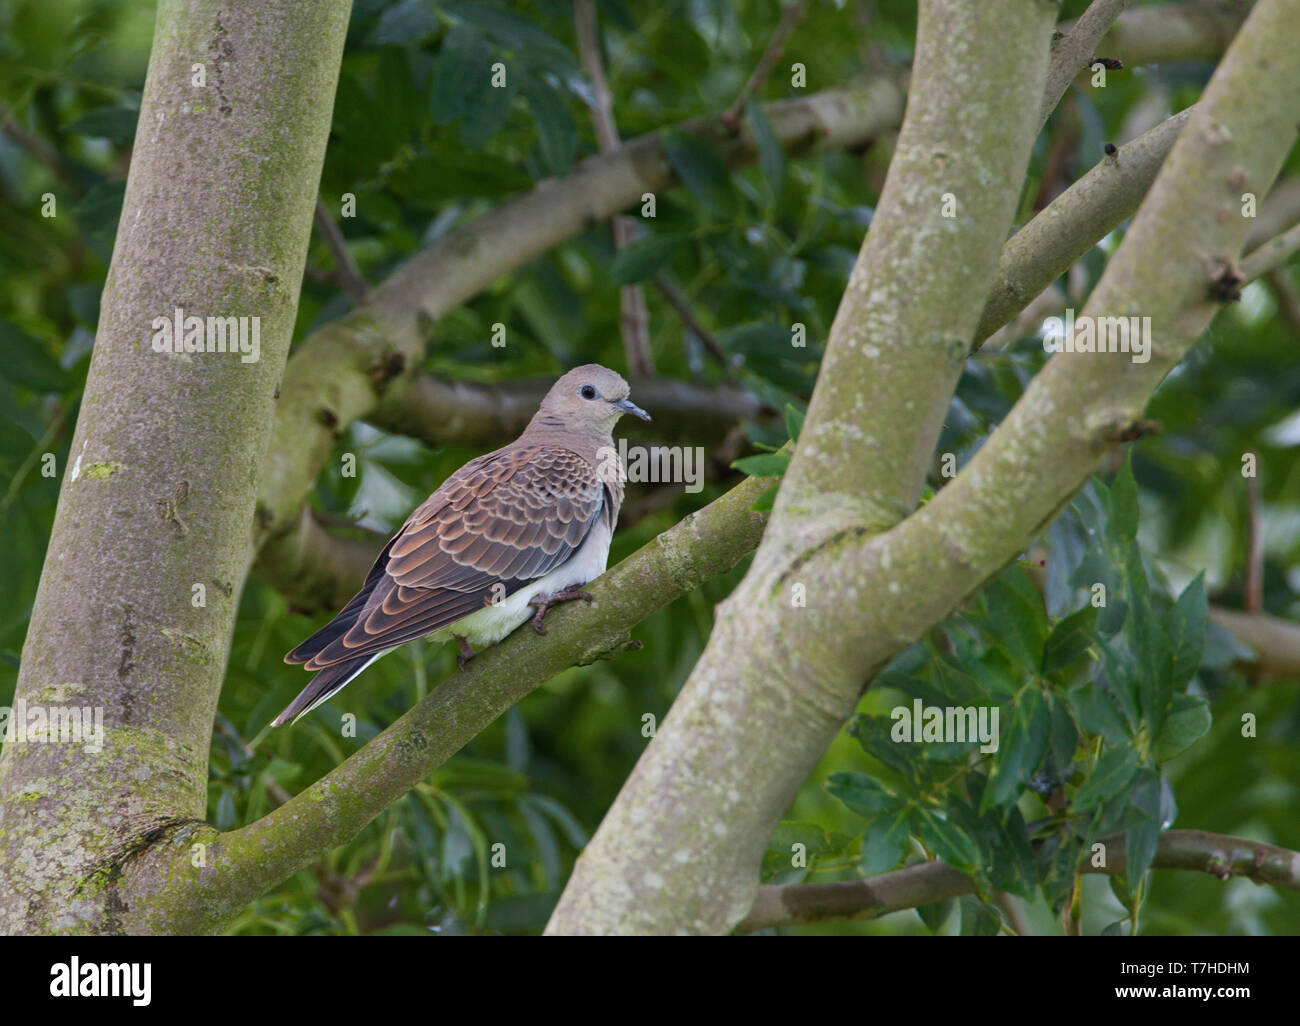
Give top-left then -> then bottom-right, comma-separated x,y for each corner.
271,651 -> 387,727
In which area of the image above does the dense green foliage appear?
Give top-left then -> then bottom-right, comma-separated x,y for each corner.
1,0 -> 1297,934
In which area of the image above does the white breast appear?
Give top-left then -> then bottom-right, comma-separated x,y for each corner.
428,516 -> 614,649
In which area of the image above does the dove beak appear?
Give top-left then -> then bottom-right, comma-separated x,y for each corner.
613,397 -> 650,422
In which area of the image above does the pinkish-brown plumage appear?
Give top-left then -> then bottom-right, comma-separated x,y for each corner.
273,365 -> 649,726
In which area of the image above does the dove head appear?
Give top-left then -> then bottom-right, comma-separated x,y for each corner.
527,364 -> 651,439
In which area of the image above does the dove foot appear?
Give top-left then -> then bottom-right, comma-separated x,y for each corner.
527,587 -> 594,635
454,635 -> 477,670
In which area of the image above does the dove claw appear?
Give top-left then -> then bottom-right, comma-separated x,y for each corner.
528,587 -> 595,635
454,635 -> 477,670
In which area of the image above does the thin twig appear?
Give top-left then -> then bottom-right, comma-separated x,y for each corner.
1264,268 -> 1300,339
738,829 -> 1300,932
314,197 -> 369,306
574,0 -> 654,376
0,103 -> 85,193
1240,220 -> 1300,282
653,275 -> 732,369
721,0 -> 811,130
1245,452 -> 1262,614
992,889 -> 1032,936
1209,605 -> 1300,678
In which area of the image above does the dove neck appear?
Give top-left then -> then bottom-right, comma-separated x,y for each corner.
520,413 -> 613,458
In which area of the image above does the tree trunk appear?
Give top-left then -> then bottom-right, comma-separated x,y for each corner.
0,0 -> 351,935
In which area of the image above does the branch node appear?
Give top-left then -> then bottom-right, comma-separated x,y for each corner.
1209,260 -> 1245,301
1099,417 -> 1162,444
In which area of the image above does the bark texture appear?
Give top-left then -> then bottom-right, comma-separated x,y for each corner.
0,0 -> 351,934
547,0 -> 1063,935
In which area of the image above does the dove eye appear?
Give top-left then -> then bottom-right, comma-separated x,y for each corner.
579,385 -> 598,400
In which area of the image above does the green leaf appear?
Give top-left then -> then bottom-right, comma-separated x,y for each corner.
912,809 -> 981,875
1042,604 -> 1098,676
929,657 -> 990,705
522,77 -> 577,174
608,234 -> 685,285
984,566 -> 1049,671
432,25 -> 493,126
1155,693 -> 1211,761
748,483 -> 780,512
731,451 -> 790,478
1109,452 -> 1139,545
374,0 -> 440,45
1045,691 -> 1080,780
784,402 -> 805,442
460,69 -> 517,149
859,808 -> 911,875
64,106 -> 137,144
0,322 -> 70,391
661,129 -> 734,217
766,820 -> 833,858
849,715 -> 921,785
442,0 -> 575,65
1125,771 -> 1162,890
1169,572 -> 1207,687
744,99 -> 786,203
960,896 -> 1001,936
1074,744 -> 1139,810
1094,633 -> 1141,732
986,806 -> 1038,898
1067,681 -> 1132,744
1122,539 -> 1168,733
719,321 -> 817,367
981,688 -> 1049,812
1038,829 -> 1083,912
917,898 -> 955,934
827,772 -> 905,817
215,788 -> 237,830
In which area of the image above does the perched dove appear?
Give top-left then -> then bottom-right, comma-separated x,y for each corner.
272,365 -> 649,727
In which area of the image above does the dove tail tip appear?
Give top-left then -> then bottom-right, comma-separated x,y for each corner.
270,651 -> 387,728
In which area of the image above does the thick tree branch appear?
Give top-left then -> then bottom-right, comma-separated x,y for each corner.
313,197 -> 369,307
1209,607 -> 1300,678
976,108 -> 1191,347
370,373 -> 764,449
547,0 -> 1061,936
1091,0 -> 1254,65
976,115 -> 1300,348
253,505 -> 386,616
1240,220 -> 1300,282
738,829 -> 1300,931
1039,0 -> 1132,130
0,0 -> 351,935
